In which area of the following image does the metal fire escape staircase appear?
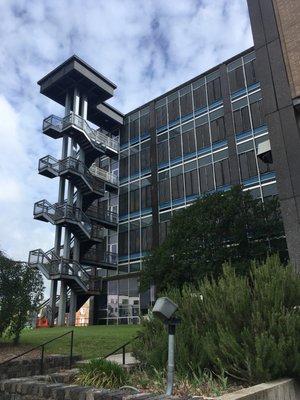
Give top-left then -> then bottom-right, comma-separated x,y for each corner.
28,55 -> 123,326
29,115 -> 120,284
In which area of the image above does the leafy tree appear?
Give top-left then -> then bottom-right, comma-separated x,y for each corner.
133,255 -> 300,384
141,186 -> 286,292
0,250 -> 44,344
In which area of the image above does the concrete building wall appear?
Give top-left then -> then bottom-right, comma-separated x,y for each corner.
273,0 -> 300,100
97,47 -> 286,324
247,0 -> 300,273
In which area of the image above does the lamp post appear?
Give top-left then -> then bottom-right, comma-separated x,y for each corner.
152,297 -> 180,396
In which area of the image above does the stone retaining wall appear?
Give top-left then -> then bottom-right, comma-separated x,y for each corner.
217,378 -> 299,400
0,363 -> 298,400
0,373 -> 170,400
0,355 -> 81,379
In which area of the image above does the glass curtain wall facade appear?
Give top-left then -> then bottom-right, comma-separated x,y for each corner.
97,48 -> 278,325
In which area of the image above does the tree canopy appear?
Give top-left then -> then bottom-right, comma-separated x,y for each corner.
140,186 -> 286,292
0,250 -> 44,343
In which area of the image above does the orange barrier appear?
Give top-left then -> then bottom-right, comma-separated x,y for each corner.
36,316 -> 49,328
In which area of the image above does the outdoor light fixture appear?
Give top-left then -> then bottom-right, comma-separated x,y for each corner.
153,297 -> 180,396
257,139 -> 273,164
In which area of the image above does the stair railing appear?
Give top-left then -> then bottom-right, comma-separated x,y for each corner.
38,155 -> 111,190
43,113 -> 119,153
103,336 -> 139,365
0,331 -> 74,374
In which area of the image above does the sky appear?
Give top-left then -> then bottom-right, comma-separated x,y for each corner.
0,0 -> 253,263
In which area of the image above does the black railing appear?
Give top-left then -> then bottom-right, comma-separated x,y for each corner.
81,247 -> 117,266
0,330 -> 74,374
103,336 -> 139,365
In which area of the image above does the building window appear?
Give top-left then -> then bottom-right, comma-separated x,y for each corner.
238,150 -> 258,180
171,166 -> 184,201
195,118 -> 210,150
182,122 -> 196,157
129,221 -> 140,256
168,93 -> 180,125
214,158 -> 230,187
120,150 -> 129,180
140,108 -> 150,136
207,77 -> 221,104
228,65 -> 245,93
158,170 -> 170,205
233,105 -> 251,133
141,178 -> 152,210
119,224 -> 128,257
245,59 -> 257,87
120,120 -> 129,146
130,145 -> 139,178
250,99 -> 265,130
159,220 -> 171,244
193,81 -> 207,111
157,133 -> 169,166
141,217 -> 152,252
184,167 -> 199,197
169,127 -> 182,162
129,182 -> 140,214
199,163 -> 214,193
130,113 -> 139,142
210,116 -> 226,143
180,86 -> 193,118
156,104 -> 167,130
140,141 -> 150,172
159,212 -> 171,244
119,186 -> 128,217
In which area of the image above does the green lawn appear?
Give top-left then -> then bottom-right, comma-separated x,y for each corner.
1,325 -> 140,360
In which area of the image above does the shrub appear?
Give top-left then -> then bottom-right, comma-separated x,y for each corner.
133,255 -> 300,384
76,358 -> 129,388
140,186 -> 286,293
0,251 -> 44,344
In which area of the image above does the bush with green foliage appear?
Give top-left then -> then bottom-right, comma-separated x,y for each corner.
76,358 -> 129,388
140,186 -> 286,292
0,250 -> 44,344
133,255 -> 300,384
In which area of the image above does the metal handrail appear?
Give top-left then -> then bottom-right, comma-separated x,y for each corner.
43,113 -> 119,153
103,336 -> 139,365
39,155 -> 115,187
85,205 -> 118,225
0,331 -> 74,374
89,163 -> 118,186
81,247 -> 117,266
34,199 -> 93,237
56,203 -> 92,235
29,249 -> 102,292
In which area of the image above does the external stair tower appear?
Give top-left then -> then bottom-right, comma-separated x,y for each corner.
28,56 -> 123,326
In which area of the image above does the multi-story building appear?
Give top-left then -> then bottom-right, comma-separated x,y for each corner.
30,0 -> 300,326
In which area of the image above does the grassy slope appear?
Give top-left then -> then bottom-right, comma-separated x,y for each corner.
1,325 -> 140,360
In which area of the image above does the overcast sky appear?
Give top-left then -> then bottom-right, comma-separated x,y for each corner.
0,0 -> 253,263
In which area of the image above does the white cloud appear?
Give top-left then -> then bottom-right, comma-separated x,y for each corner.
0,0 -> 253,264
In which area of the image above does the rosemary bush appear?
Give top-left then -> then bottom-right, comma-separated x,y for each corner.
133,255 -> 300,384
76,358 -> 129,388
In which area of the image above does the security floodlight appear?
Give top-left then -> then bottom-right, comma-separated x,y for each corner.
152,297 -> 180,396
152,297 -> 178,322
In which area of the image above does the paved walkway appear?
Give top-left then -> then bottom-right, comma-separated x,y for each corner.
106,352 -> 138,365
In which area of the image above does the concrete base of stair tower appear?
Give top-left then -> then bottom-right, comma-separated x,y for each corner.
57,280 -> 67,327
68,291 -> 77,326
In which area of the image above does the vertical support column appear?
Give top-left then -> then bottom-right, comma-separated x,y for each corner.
54,92 -> 71,327
67,87 -> 81,326
57,280 -> 68,327
48,280 -> 57,326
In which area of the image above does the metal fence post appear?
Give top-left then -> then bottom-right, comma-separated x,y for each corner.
122,345 -> 125,365
70,330 -> 74,369
40,345 -> 45,375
